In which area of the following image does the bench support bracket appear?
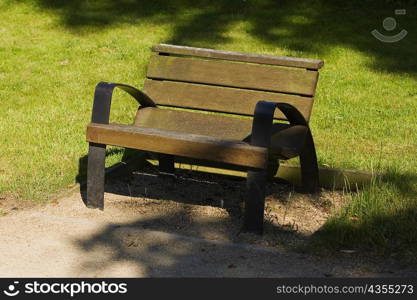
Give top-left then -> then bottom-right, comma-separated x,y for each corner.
86,143 -> 106,209
86,82 -> 156,209
158,154 -> 175,174
243,101 -> 319,233
244,170 -> 267,234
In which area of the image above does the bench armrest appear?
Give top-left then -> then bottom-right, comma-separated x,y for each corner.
91,82 -> 156,124
250,101 -> 308,148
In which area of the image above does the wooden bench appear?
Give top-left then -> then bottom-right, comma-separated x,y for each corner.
86,44 -> 324,234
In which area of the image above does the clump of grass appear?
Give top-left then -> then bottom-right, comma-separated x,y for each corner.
0,210 -> 7,216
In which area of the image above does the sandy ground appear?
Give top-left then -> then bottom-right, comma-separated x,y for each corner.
0,167 -> 416,277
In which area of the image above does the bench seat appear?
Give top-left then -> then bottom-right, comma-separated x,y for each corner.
134,107 -> 308,160
87,122 -> 268,169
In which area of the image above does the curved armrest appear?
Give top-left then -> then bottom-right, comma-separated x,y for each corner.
250,101 -> 308,147
91,81 -> 156,124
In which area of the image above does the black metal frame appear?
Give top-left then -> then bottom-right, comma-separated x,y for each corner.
86,82 -> 156,209
243,101 -> 319,234
86,84 -> 319,235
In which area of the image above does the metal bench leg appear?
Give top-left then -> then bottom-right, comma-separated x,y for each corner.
87,142 -> 106,209
158,154 -> 175,174
299,130 -> 319,193
243,169 -> 267,234
266,158 -> 279,181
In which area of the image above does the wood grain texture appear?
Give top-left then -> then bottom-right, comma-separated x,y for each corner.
144,80 -> 314,121
87,122 -> 268,169
152,44 -> 324,70
134,107 -> 308,159
134,107 -> 253,140
147,55 -> 319,96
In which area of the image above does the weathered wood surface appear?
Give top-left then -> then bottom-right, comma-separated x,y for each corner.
152,44 -> 324,70
134,107 -> 253,140
134,107 -> 307,159
143,80 -> 314,121
147,55 -> 319,96
87,122 -> 268,169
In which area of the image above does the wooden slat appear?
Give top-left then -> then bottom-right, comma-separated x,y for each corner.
144,80 -> 314,121
134,107 -> 307,159
134,107 -> 253,141
147,55 -> 319,96
146,160 -> 375,190
153,44 -> 324,70
87,123 -> 268,169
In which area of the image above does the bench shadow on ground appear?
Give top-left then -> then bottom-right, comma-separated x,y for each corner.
76,149 -> 318,242
73,149 -> 417,276
75,150 -> 330,277
27,0 -> 417,76
75,158 -> 347,276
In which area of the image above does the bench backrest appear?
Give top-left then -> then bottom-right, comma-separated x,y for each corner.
143,44 -> 323,122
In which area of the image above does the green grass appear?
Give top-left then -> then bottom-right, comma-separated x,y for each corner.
311,169 -> 417,263
0,0 -> 416,260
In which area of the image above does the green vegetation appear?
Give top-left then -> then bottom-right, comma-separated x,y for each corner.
0,0 -> 416,261
311,170 -> 417,263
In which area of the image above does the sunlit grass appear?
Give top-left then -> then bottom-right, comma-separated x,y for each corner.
0,0 -> 416,260
312,169 -> 417,262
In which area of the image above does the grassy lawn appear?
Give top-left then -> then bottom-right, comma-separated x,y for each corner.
1,0 -> 416,261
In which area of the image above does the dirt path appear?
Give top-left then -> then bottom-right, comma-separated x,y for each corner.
0,168 -> 415,277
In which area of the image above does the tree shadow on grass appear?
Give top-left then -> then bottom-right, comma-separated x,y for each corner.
26,0 -> 417,75
310,168 -> 417,264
